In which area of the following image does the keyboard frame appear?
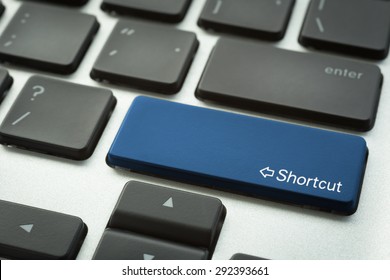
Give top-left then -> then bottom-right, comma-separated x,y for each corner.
0,0 -> 389,260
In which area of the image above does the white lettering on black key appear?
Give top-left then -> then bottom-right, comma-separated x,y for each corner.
0,76 -> 116,160
91,19 -> 199,94
0,3 -> 99,74
299,0 -> 390,59
198,0 -> 295,40
0,200 -> 87,259
196,38 -> 383,131
107,181 -> 226,255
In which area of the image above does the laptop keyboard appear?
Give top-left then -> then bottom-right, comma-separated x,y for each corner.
0,0 -> 389,260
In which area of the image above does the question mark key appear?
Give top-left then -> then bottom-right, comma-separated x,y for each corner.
0,75 -> 117,160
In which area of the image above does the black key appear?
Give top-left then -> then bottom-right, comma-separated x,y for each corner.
0,3 -> 99,74
0,1 -> 4,17
20,0 -> 89,6
108,181 -> 226,255
230,253 -> 267,260
0,76 -> 116,160
93,229 -> 208,260
0,200 -> 87,259
198,0 -> 295,41
299,0 -> 390,59
101,0 -> 193,23
91,19 -> 198,94
0,68 -> 13,104
196,38 -> 383,131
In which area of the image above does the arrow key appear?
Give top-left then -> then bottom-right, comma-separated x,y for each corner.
0,200 -> 87,259
93,229 -> 207,260
107,181 -> 226,257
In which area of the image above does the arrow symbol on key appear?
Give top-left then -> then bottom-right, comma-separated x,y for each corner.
19,224 -> 34,233
163,197 -> 174,208
259,167 -> 275,178
143,254 -> 155,260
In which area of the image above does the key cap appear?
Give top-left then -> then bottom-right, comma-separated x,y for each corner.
299,0 -> 390,59
0,1 -> 4,17
20,0 -> 89,6
107,96 -> 368,215
91,19 -> 198,94
230,253 -> 267,260
196,38 -> 383,131
0,200 -> 87,259
101,0 -> 193,23
0,68 -> 13,104
198,0 -> 295,41
93,229 -> 208,260
108,181 -> 226,255
0,76 -> 116,160
0,3 -> 99,74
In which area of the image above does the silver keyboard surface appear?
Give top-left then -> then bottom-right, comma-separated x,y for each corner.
0,0 -> 389,260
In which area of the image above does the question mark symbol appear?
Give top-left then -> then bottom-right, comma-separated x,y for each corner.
31,85 -> 45,101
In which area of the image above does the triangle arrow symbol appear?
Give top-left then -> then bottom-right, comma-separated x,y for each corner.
163,197 -> 174,208
20,224 -> 34,233
143,254 -> 155,260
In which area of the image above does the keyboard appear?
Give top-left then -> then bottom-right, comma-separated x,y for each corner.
0,0 -> 389,260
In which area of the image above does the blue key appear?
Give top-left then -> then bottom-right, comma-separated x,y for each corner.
107,97 -> 368,215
